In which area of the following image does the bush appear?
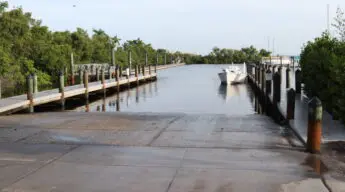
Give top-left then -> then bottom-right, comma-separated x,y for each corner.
300,33 -> 345,120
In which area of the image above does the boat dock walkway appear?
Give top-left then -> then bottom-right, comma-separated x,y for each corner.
0,64 -> 184,115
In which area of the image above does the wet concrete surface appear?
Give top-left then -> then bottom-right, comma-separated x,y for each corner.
0,112 -> 345,191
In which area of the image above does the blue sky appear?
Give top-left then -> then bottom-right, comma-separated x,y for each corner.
8,0 -> 345,55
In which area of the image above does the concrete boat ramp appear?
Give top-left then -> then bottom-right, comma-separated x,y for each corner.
0,112 -> 344,192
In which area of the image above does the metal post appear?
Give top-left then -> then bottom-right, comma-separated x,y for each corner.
33,73 -> 38,94
273,72 -> 281,103
27,75 -> 34,113
286,67 -> 291,88
59,71 -> 65,110
286,88 -> 296,120
295,69 -> 302,94
307,97 -> 322,153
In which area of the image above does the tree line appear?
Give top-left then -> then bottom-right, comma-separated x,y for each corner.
183,46 -> 271,64
300,6 -> 345,122
0,1 -> 182,97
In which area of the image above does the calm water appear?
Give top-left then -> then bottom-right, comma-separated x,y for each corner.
72,65 -> 257,115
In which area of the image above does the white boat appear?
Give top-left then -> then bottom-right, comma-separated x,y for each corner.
218,62 -> 247,84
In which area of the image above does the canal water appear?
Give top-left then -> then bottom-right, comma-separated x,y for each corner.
72,65 -> 257,115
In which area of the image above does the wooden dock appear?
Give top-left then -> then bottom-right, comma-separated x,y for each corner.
0,63 -> 185,115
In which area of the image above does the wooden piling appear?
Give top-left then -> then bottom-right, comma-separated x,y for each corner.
79,68 -> 83,84
286,67 -> 291,88
258,66 -> 261,86
84,69 -> 89,100
261,67 -> 265,91
128,50 -> 132,73
295,69 -> 302,94
286,88 -> 295,119
155,53 -> 158,73
119,66 -> 123,79
33,73 -> 38,94
108,66 -> 112,80
135,65 -> 139,85
59,71 -> 65,109
307,97 -> 322,153
112,48 -> 116,67
70,53 -> 75,85
27,75 -> 34,113
273,72 -> 281,103
164,53 -> 167,65
265,68 -> 272,95
116,66 -> 120,92
101,67 -> 105,91
143,51 -> 147,78
278,66 -> 282,84
96,67 -> 100,82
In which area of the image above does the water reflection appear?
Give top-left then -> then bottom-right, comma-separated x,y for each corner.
135,87 -> 139,103
72,65 -> 259,115
116,93 -> 120,111
102,97 -> 106,112
217,84 -> 240,102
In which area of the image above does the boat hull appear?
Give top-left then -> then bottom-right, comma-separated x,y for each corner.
218,72 -> 247,85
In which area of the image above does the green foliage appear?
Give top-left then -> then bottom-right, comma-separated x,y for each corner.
300,32 -> 345,120
332,6 -> 345,41
182,46 -> 271,64
0,1 -> 182,97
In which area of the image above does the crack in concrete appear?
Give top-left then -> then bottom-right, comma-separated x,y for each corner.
1,144 -> 81,190
147,115 -> 185,146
